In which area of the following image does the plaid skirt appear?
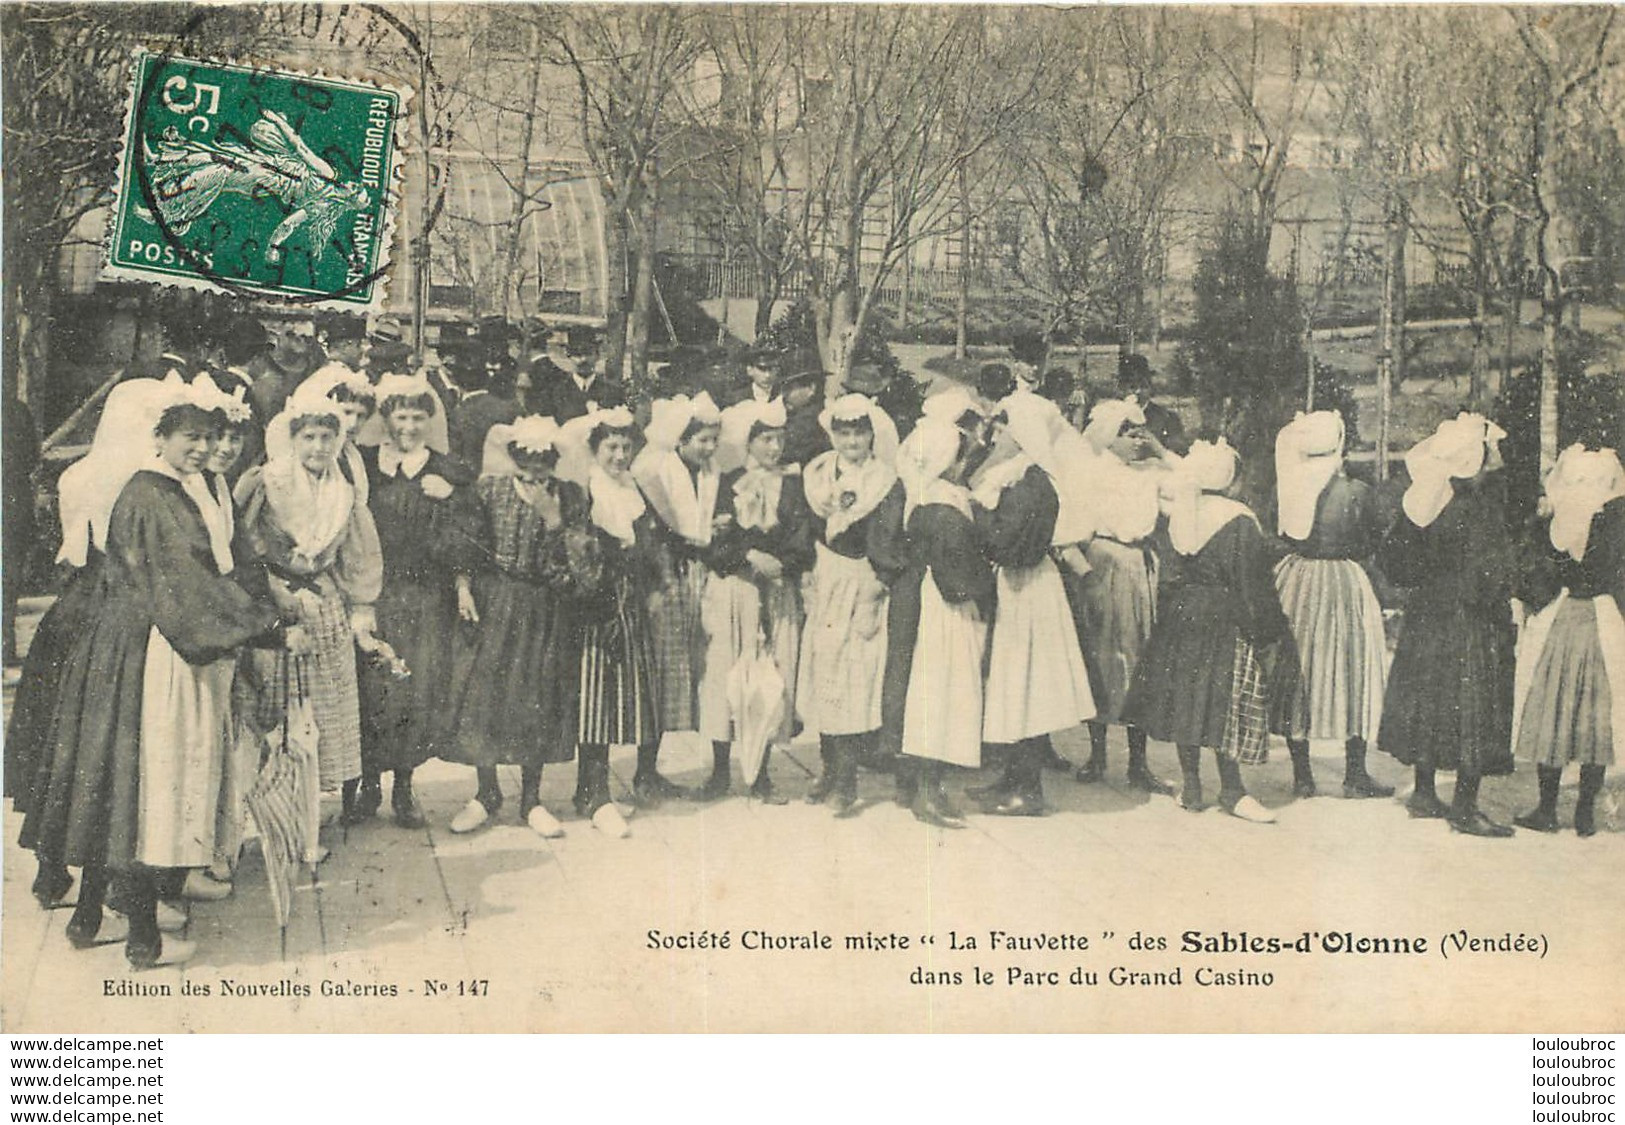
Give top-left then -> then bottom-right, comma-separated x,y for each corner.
252,585 -> 362,791
1222,637 -> 1271,765
647,560 -> 707,733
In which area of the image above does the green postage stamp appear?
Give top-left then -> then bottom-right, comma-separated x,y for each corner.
104,49 -> 407,311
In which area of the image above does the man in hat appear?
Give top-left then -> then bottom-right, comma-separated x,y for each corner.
365,317 -> 413,379
529,325 -> 624,422
310,314 -> 367,388
848,361 -> 922,438
1118,353 -> 1188,456
780,364 -> 832,469
448,345 -> 522,467
724,348 -> 781,408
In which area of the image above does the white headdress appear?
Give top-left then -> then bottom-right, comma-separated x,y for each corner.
57,378 -> 189,566
817,393 -> 900,469
1168,438 -> 1251,556
189,373 -> 254,425
481,415 -> 562,479
717,397 -> 788,475
1402,413 -> 1506,529
1545,444 -> 1625,561
921,386 -> 985,429
897,417 -> 969,520
643,392 -> 722,452
1083,396 -> 1147,453
1275,410 -> 1346,541
355,371 -> 450,453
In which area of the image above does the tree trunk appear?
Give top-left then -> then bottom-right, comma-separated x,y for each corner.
602,202 -> 631,382
1469,210 -> 1491,409
625,190 -> 657,389
1376,198 -> 1407,482
753,257 -> 777,339
954,163 -> 970,361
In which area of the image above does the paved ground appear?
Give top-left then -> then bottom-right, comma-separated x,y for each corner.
4,688 -> 1622,1034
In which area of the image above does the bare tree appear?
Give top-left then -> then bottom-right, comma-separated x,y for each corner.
1513,5 -> 1619,471
539,4 -> 701,385
781,6 -> 1046,384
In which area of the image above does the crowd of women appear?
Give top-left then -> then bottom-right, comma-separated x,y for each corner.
5,319 -> 1620,971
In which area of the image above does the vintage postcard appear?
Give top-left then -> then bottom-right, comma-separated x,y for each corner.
3,2 -> 1623,1038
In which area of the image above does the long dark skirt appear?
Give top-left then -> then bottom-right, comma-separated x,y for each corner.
579,574 -> 660,747
1377,602 -> 1514,775
5,559 -> 102,809
449,572 -> 579,767
17,595 -> 150,871
360,575 -> 463,774
1124,585 -> 1245,750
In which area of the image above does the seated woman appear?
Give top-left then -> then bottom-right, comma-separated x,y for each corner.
447,415 -> 590,837
354,373 -> 479,828
235,386 -> 385,854
18,381 -> 284,968
1124,439 -> 1287,824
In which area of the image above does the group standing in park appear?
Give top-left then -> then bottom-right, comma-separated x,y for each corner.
5,306 -> 1620,972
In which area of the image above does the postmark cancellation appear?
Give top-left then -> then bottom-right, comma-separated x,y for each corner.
103,48 -> 407,313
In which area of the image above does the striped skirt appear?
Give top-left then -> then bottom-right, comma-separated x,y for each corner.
1515,595 -> 1620,768
252,584 -> 362,791
797,544 -> 888,737
1270,556 -> 1386,741
579,573 -> 660,747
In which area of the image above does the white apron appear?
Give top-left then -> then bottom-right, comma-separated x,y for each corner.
983,556 -> 1096,742
902,571 -> 989,767
1513,590 -> 1625,762
137,626 -> 235,869
796,543 -> 888,736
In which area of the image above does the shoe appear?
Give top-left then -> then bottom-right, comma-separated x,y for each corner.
526,805 -> 566,839
634,772 -> 687,807
354,778 -> 383,819
1039,745 -> 1073,772
1575,805 -> 1597,838
392,790 -> 427,830
1513,808 -> 1560,833
1448,810 -> 1514,838
181,870 -> 232,902
1406,793 -> 1450,819
31,867 -> 73,910
1293,777 -> 1318,799
1073,760 -> 1106,785
591,803 -> 631,839
750,780 -> 790,806
156,900 -> 188,934
965,779 -> 1014,801
913,788 -> 966,829
1227,795 -> 1277,824
979,793 -> 1047,817
805,769 -> 835,804
127,935 -> 197,970
449,798 -> 491,834
67,908 -> 131,950
1179,785 -> 1208,812
1342,773 -> 1395,799
693,771 -> 731,802
830,792 -> 861,819
1126,768 -> 1177,797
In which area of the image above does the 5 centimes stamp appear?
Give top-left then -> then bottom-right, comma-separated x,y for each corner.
103,48 -> 407,311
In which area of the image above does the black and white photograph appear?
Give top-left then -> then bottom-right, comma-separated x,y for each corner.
2,1 -> 1624,1047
